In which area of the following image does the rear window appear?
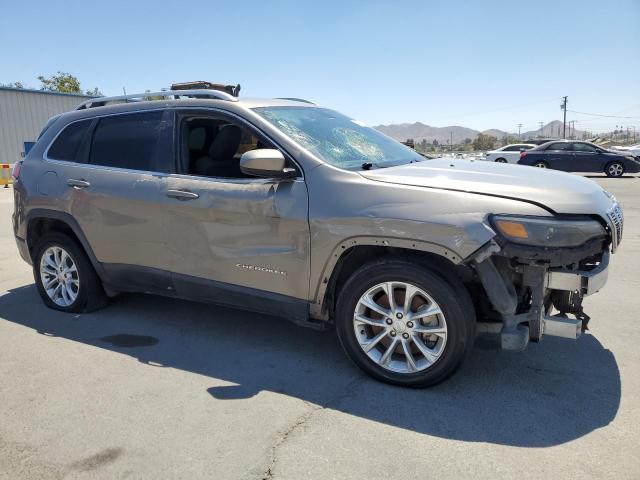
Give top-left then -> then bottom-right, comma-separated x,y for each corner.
546,142 -> 572,151
47,119 -> 92,162
89,111 -> 164,171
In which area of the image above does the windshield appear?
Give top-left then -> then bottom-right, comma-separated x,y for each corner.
252,106 -> 422,170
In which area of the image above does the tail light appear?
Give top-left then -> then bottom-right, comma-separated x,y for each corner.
12,161 -> 22,179
519,151 -> 527,160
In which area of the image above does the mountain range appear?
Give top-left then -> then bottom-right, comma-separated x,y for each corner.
374,120 -> 586,144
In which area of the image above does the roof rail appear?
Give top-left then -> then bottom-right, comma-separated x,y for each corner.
76,89 -> 238,110
276,97 -> 315,105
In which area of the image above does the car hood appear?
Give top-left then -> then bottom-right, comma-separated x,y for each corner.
359,158 -> 614,215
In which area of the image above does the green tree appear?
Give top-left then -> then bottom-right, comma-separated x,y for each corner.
501,135 -> 520,146
1,81 -> 24,88
38,72 -> 102,96
472,133 -> 497,151
38,72 -> 81,93
86,86 -> 103,96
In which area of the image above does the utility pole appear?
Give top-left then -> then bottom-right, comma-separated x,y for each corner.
561,96 -> 568,139
450,131 -> 453,152
517,124 -> 523,139
539,121 -> 544,137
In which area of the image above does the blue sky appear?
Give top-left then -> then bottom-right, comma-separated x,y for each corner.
1,0 -> 638,133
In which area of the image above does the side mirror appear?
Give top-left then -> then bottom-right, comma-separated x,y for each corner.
240,149 -> 296,178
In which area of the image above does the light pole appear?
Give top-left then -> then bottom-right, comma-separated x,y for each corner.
517,124 -> 523,139
561,96 -> 568,139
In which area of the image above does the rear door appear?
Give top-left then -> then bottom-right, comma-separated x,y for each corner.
544,142 -> 574,170
160,108 -> 311,313
64,109 -> 174,291
500,145 -> 524,163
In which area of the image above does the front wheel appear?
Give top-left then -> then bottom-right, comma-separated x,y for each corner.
335,261 -> 475,387
605,161 -> 625,177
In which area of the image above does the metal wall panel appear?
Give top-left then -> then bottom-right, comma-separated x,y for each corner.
0,88 -> 91,165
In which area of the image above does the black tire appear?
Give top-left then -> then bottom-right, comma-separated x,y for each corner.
605,161 -> 625,177
335,260 -> 475,387
495,158 -> 507,163
33,232 -> 108,313
533,161 -> 549,169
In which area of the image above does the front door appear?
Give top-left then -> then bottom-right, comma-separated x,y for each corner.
571,142 -> 604,172
161,109 -> 310,314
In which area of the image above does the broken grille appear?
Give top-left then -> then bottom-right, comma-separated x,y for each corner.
607,202 -> 623,251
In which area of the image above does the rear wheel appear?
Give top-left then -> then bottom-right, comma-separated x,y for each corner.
335,260 -> 475,387
33,232 -> 108,313
534,161 -> 549,168
495,158 -> 507,163
605,161 -> 625,177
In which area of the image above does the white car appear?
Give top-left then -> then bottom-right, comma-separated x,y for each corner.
612,144 -> 640,158
484,143 -> 536,163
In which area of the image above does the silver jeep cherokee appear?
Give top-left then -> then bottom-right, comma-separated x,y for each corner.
12,88 -> 623,387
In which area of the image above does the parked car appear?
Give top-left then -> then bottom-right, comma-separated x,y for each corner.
518,140 -> 640,177
484,143 -> 536,163
611,143 -> 640,158
12,88 -> 623,387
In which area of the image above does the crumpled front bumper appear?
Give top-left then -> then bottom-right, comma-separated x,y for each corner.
473,239 -> 612,350
547,251 -> 609,297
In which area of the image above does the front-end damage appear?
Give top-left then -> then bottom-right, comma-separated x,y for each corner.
469,206 -> 622,351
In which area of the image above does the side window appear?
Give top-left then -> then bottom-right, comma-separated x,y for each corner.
47,119 -> 92,162
181,116 -> 274,178
503,145 -> 521,152
89,111 -> 165,171
547,142 -> 571,151
572,143 -> 598,152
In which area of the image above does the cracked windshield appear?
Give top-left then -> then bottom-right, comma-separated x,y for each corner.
253,106 -> 422,170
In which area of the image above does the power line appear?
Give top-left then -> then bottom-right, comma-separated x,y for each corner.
566,109 -> 640,119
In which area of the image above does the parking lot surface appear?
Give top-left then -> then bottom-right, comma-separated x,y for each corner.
1,175 -> 639,480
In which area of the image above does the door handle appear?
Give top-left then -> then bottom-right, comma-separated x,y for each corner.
166,189 -> 199,200
67,178 -> 91,189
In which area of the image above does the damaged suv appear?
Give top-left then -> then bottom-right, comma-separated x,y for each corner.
12,88 -> 623,387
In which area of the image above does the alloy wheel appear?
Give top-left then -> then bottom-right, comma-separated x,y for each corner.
608,163 -> 624,177
534,162 -> 547,168
39,246 -> 80,307
353,281 -> 447,374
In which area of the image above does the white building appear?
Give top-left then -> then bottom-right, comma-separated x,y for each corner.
0,86 -> 92,164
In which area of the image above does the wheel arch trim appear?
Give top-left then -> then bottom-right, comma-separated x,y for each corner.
25,209 -> 108,282
310,236 -> 463,319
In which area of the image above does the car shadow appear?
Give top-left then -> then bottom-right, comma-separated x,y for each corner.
0,284 -> 621,448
